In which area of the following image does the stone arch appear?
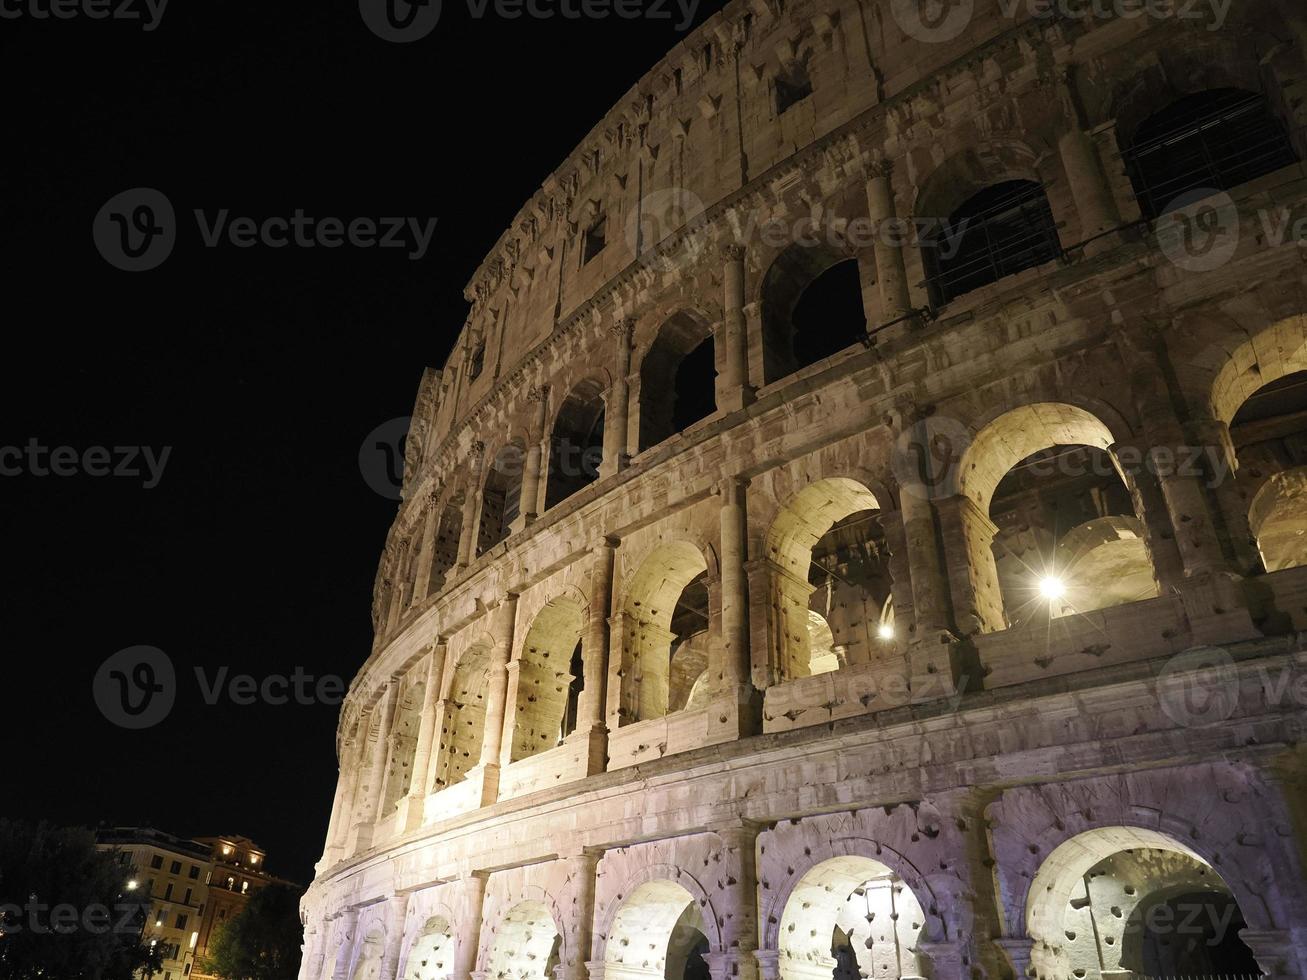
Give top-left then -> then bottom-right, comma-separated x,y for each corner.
380,672 -> 427,814
401,914 -> 455,980
762,838 -> 947,953
509,593 -> 588,762
1248,468 -> 1307,571
427,492 -> 464,598
762,478 -> 888,681
596,863 -> 724,957
953,402 -> 1159,632
1094,30 -> 1299,161
757,232 -> 869,385
545,376 -> 608,511
478,440 -> 526,556
766,843 -> 941,980
618,541 -> 712,723
912,139 -> 1046,221
1207,314 -> 1307,428
482,898 -> 565,980
1023,827 -> 1264,980
601,877 -> 713,980
636,311 -> 718,451
349,925 -> 387,980
432,634 -> 495,791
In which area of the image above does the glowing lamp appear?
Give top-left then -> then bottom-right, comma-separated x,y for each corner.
1039,576 -> 1066,600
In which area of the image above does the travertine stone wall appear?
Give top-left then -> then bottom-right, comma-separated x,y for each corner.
305,0 -> 1307,979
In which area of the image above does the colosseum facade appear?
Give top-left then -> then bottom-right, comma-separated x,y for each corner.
300,1 -> 1307,978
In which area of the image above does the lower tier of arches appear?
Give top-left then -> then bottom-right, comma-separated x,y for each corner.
302,711 -> 1307,980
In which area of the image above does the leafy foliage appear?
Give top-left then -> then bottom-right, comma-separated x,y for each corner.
0,819 -> 162,980
201,886 -> 302,980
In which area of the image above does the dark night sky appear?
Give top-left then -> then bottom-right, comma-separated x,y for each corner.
0,0 -> 726,886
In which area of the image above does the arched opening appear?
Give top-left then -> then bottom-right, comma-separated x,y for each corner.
485,901 -> 561,980
639,314 -> 717,451
760,244 -> 868,384
1230,371 -> 1307,572
403,916 -> 454,980
432,639 -> 492,791
764,479 -> 892,682
510,597 -> 587,763
350,929 -> 385,980
545,380 -> 605,510
605,880 -> 711,980
1026,827 -> 1260,980
923,180 -> 1060,306
1122,88 -> 1298,220
777,856 -> 926,980
380,676 -> 425,814
619,543 -> 711,723
427,499 -> 462,597
478,443 -> 525,556
958,404 -> 1160,633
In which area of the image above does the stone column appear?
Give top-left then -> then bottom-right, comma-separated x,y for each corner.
496,659 -> 524,770
992,938 -> 1034,979
863,159 -> 912,322
514,384 -> 551,533
571,539 -> 614,774
412,494 -> 439,603
349,683 -> 398,850
1056,67 -> 1120,246
402,640 -> 447,831
375,671 -> 409,826
1239,929 -> 1301,980
706,820 -> 760,980
477,594 -> 519,797
319,763 -> 353,869
330,908 -> 361,980
327,735 -> 368,860
915,941 -> 966,980
600,320 -> 634,479
422,697 -> 455,797
559,849 -> 601,980
451,873 -> 489,980
1111,323 -> 1258,642
456,442 -> 486,571
380,893 -> 410,980
935,494 -> 1006,638
1186,414 -> 1261,574
719,245 -> 755,412
709,475 -> 760,742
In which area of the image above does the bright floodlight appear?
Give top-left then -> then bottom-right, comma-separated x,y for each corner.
1039,576 -> 1066,600
877,623 -> 894,640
